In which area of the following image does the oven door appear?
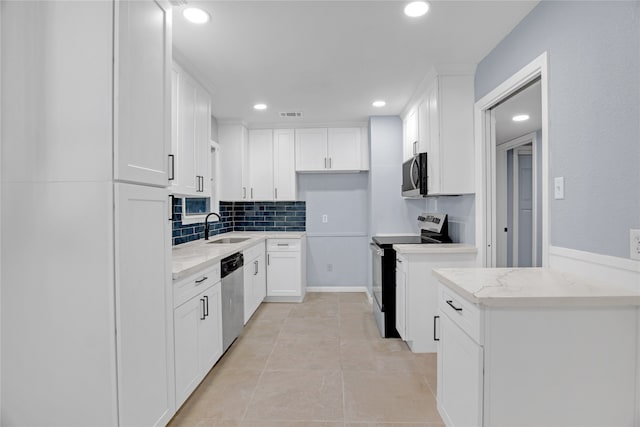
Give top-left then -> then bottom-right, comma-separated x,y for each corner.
370,243 -> 384,312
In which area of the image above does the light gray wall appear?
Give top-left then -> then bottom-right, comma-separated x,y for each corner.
210,115 -> 219,142
368,116 -> 425,236
298,173 -> 369,287
475,1 -> 640,258
425,195 -> 475,244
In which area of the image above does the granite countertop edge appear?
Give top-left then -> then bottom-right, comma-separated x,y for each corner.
393,243 -> 477,254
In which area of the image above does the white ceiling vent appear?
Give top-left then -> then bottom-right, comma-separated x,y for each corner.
279,112 -> 303,118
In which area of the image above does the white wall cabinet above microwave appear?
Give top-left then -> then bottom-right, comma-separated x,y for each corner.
171,63 -> 212,197
403,75 -> 474,195
295,127 -> 369,172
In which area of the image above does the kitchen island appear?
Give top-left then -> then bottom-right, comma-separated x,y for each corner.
433,267 -> 640,427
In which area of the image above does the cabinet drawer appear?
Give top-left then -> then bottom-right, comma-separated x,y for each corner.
266,238 -> 300,251
174,264 -> 221,308
438,284 -> 482,344
243,241 -> 265,261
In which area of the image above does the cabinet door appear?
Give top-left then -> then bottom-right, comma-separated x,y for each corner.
170,67 -> 180,189
404,108 -> 418,161
253,253 -> 267,312
174,297 -> 202,408
266,252 -> 302,297
438,312 -> 483,427
177,74 -> 198,194
417,98 -> 429,155
218,124 -> 249,201
426,81 -> 441,194
395,266 -> 407,340
115,183 -> 173,427
248,129 -> 274,200
195,86 -> 211,194
115,0 -> 171,187
273,129 -> 296,200
295,128 -> 328,171
243,258 -> 256,324
327,127 -> 361,171
199,283 -> 222,373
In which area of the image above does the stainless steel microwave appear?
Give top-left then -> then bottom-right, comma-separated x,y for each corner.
402,152 -> 428,197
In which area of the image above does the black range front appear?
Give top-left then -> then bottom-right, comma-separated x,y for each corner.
370,235 -> 422,338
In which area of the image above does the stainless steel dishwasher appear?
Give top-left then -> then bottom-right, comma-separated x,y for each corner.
221,252 -> 244,352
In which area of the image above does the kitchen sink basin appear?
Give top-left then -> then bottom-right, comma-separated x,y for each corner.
207,237 -> 251,244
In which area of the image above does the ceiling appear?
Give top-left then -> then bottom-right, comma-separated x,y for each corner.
493,80 -> 542,144
173,1 -> 539,127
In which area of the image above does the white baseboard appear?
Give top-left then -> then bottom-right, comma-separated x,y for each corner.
548,245 -> 640,292
306,286 -> 373,304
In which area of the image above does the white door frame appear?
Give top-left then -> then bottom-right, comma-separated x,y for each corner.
512,145 -> 534,267
496,133 -> 538,267
474,52 -> 549,267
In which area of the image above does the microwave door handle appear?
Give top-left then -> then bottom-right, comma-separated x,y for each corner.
410,157 -> 419,190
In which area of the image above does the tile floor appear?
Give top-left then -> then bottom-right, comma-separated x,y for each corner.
168,292 -> 442,427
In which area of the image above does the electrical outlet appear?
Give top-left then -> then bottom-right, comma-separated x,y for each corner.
322,214 -> 328,223
554,177 -> 565,200
630,229 -> 640,260
327,264 -> 333,272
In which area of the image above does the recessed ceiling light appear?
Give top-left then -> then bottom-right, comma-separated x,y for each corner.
183,7 -> 210,24
372,100 -> 386,108
404,1 -> 430,18
253,103 -> 267,110
512,114 -> 530,122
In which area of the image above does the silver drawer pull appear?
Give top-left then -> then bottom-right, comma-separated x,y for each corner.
446,300 -> 463,312
195,276 -> 208,284
277,243 -> 289,246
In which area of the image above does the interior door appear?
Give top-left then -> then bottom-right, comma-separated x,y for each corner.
515,150 -> 533,267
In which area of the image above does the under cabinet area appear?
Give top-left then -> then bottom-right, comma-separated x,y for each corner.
171,62 -> 212,197
403,74 -> 474,195
173,265 -> 223,409
243,241 -> 267,323
295,127 -> 369,172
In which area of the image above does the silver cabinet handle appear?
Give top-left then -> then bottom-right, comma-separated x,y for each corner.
251,188 -> 253,199
168,154 -> 175,181
329,157 -> 332,169
200,298 -> 206,320
275,188 -> 278,199
243,187 -> 246,199
254,260 -> 258,275
277,243 -> 289,246
324,157 -> 327,168
267,254 -> 270,265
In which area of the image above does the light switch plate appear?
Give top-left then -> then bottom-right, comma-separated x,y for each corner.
322,214 -> 328,223
630,229 -> 640,260
554,177 -> 565,200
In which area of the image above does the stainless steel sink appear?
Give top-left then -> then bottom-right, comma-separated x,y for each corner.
207,237 -> 250,244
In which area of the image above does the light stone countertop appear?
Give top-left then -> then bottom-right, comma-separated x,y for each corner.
433,267 -> 640,307
172,231 -> 305,281
393,243 -> 477,255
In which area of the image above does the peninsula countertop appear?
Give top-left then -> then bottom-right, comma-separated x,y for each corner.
393,243 -> 477,255
433,267 -> 640,307
172,231 -> 305,280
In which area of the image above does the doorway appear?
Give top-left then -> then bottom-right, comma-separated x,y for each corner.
474,53 -> 549,267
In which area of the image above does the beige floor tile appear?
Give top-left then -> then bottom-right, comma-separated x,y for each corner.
215,337 -> 275,371
340,339 -> 418,372
289,300 -> 340,318
346,423 -> 442,427
279,316 -> 340,338
244,370 -> 344,422
174,368 -> 263,421
239,318 -> 283,341
251,303 -> 293,321
339,302 -> 373,316
265,336 -> 341,371
194,421 -> 242,427
338,292 -> 368,304
305,292 -> 340,303
414,352 -> 437,393
242,422 -> 344,427
343,370 -> 441,423
340,312 -> 382,341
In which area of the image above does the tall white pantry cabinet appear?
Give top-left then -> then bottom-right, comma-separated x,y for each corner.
1,1 -> 174,426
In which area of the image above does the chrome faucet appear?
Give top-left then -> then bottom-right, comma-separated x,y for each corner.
204,212 -> 222,240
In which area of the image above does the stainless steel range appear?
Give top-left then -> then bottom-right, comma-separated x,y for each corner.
370,213 -> 451,338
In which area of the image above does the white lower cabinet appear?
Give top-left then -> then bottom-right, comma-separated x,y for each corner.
436,284 -> 639,427
243,242 -> 267,323
395,250 -> 476,352
266,237 -> 307,302
173,267 -> 222,409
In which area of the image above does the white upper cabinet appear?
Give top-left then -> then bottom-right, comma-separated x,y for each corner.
402,74 -> 474,195
115,0 -> 171,187
218,124 -> 249,201
296,127 -> 367,172
295,128 -> 328,171
248,129 -> 274,200
171,63 -> 212,196
273,129 -> 297,200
